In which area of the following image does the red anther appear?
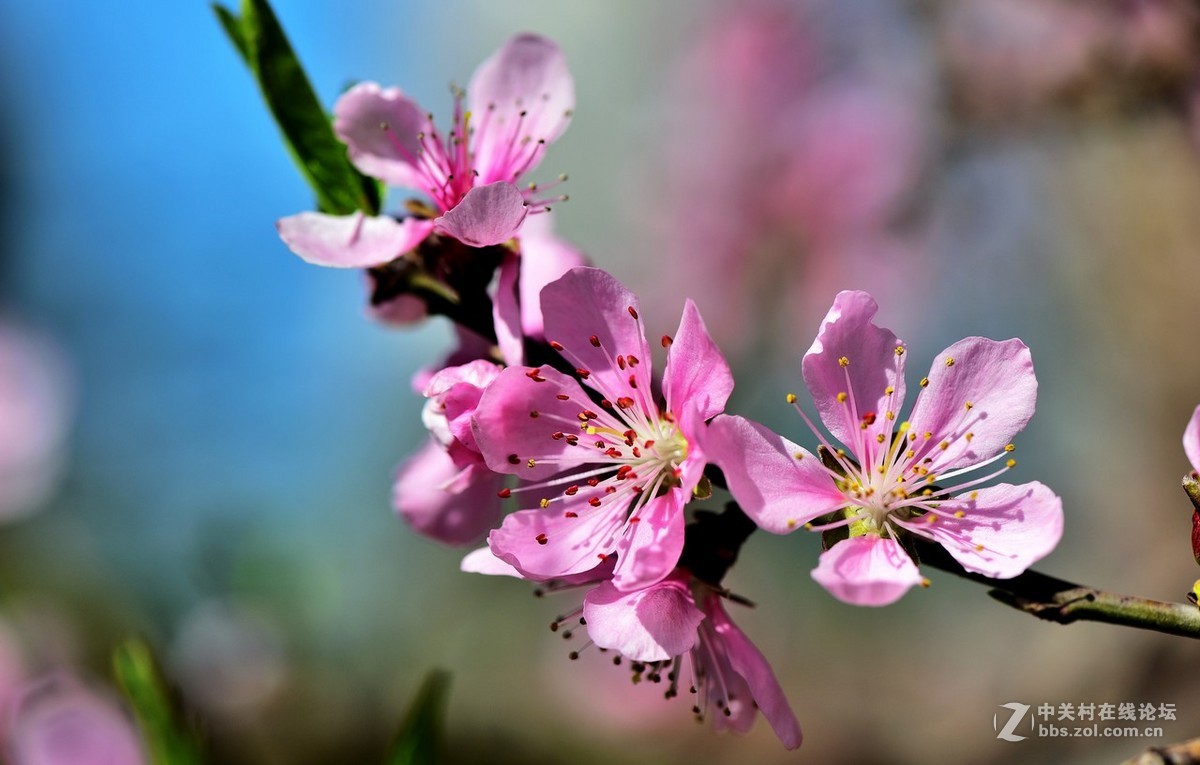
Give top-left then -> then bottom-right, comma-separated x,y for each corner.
604,486 -> 617,494
594,440 -> 605,448
627,355 -> 640,366
627,306 -> 639,320
587,478 -> 599,487
862,411 -> 877,426
549,340 -> 565,351
623,429 -> 636,445
497,488 -> 512,498
564,511 -> 578,518
576,368 -> 591,379
632,485 -> 644,494
535,533 -> 549,545
629,516 -> 641,523
643,440 -> 655,449
583,410 -> 598,419
565,485 -> 579,495
604,448 -> 622,458
565,435 -> 579,445
661,335 -> 673,347
551,431 -> 565,440
526,367 -> 542,379
628,374 -> 638,389
588,497 -> 602,507
556,394 -> 570,401
662,412 -> 675,423
632,447 -> 641,458
507,454 -> 520,465
599,399 -> 613,409
597,553 -> 608,561
589,335 -> 601,347
617,355 -> 626,370
616,465 -> 633,478
529,410 -> 540,419
616,396 -> 634,409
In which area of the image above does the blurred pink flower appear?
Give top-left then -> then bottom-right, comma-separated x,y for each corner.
277,33 -> 574,267
474,267 -> 732,591
706,291 -> 1063,606
8,675 -> 145,765
1185,405 -> 1200,474
0,324 -> 71,520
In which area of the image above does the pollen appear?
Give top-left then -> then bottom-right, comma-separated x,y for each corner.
974,543 -> 984,552
786,393 -> 797,404
1004,443 -> 1016,452
920,377 -> 930,388
965,432 -> 974,442
939,440 -> 949,451
954,510 -> 965,518
837,392 -> 848,403
838,356 -> 850,367
920,578 -> 931,588
885,386 -> 895,395
945,357 -> 955,367
895,346 -> 905,356
527,458 -> 537,468
787,520 -> 797,529
964,401 -> 973,411
794,452 -> 805,460
1006,458 -> 1016,468
539,498 -> 550,508
876,433 -> 886,443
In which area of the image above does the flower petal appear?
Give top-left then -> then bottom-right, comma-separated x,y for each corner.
460,547 -> 522,577
277,212 -> 433,268
492,253 -> 525,366
488,500 -> 624,581
333,81 -> 430,189
802,290 -> 907,454
906,337 -> 1037,473
393,442 -> 502,546
517,213 -> 588,340
1185,405 -> 1200,474
433,182 -> 528,247
611,492 -> 686,592
422,359 -> 503,453
902,482 -> 1063,579
663,299 -> 733,421
540,267 -> 654,404
472,365 -> 597,480
703,415 -> 847,534
811,535 -> 923,606
583,575 -> 703,662
705,595 -> 802,750
468,34 -> 575,183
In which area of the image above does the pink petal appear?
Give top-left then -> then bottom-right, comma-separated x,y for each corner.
703,415 -> 847,534
422,359 -> 503,453
460,547 -> 522,577
277,212 -> 432,268
471,365 -> 596,481
10,676 -> 148,765
663,299 -> 733,421
906,337 -> 1037,473
900,481 -> 1063,579
540,267 -> 654,403
583,575 -> 703,662
368,292 -> 427,325
811,535 -> 923,606
492,253 -> 525,366
611,491 -> 686,592
705,595 -> 802,750
333,81 -> 429,189
393,441 -> 503,546
1185,405 -> 1200,474
802,290 -> 907,452
468,34 -> 575,183
488,500 -> 624,581
433,182 -> 528,247
517,213 -> 588,339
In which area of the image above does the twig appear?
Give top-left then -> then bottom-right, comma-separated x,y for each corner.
1122,736 -> 1200,765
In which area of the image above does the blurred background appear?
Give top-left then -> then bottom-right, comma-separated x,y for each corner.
0,0 -> 1199,762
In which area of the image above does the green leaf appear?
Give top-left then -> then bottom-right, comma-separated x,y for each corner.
212,0 -> 381,215
112,638 -> 205,765
385,670 -> 452,765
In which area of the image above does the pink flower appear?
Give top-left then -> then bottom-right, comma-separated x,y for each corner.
707,290 -> 1063,606
8,675 -> 146,765
1185,405 -> 1200,475
277,33 -> 573,267
472,267 -> 733,591
582,573 -> 801,749
393,360 -> 506,545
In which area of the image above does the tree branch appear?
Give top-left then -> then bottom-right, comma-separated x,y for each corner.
912,540 -> 1200,640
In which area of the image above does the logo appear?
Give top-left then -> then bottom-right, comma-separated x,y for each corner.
994,702 -> 1031,742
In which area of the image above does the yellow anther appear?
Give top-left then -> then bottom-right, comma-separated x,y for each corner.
539,498 -> 550,508
920,377 -> 930,388
802,522 -> 813,530
964,401 -> 974,411
793,452 -> 805,460
908,432 -> 917,442
1004,443 -> 1015,452
895,346 -> 905,356
787,519 -> 797,529
905,449 -> 915,459
837,392 -> 848,403
786,393 -> 797,404
925,514 -> 936,523
527,458 -> 537,468
838,356 -> 850,367
876,433 -> 886,444
920,578 -> 931,588
969,491 -> 978,500
965,432 -> 974,442
974,544 -> 985,552
926,474 -> 937,484
1006,458 -> 1016,469
945,357 -> 955,367
939,440 -> 950,451
954,511 -> 965,518
885,386 -> 895,395
886,411 -> 895,420
924,431 -> 933,440
836,449 -> 846,458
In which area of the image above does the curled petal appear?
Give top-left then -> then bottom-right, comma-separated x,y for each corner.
277,212 -> 432,268
583,575 -> 703,662
333,81 -> 429,189
705,595 -> 802,750
469,34 -> 575,182
663,299 -> 733,421
1185,405 -> 1200,474
433,182 -> 528,247
811,536 -> 923,607
540,268 -> 654,403
460,547 -> 522,577
907,337 -> 1037,473
393,442 -> 503,546
471,365 -> 596,480
901,482 -> 1063,579
802,290 -> 907,453
703,415 -> 847,534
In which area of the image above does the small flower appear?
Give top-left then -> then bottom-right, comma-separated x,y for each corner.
707,290 -> 1063,606
277,33 -> 574,267
394,360 -> 506,545
472,267 -> 733,591
583,573 -> 801,749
